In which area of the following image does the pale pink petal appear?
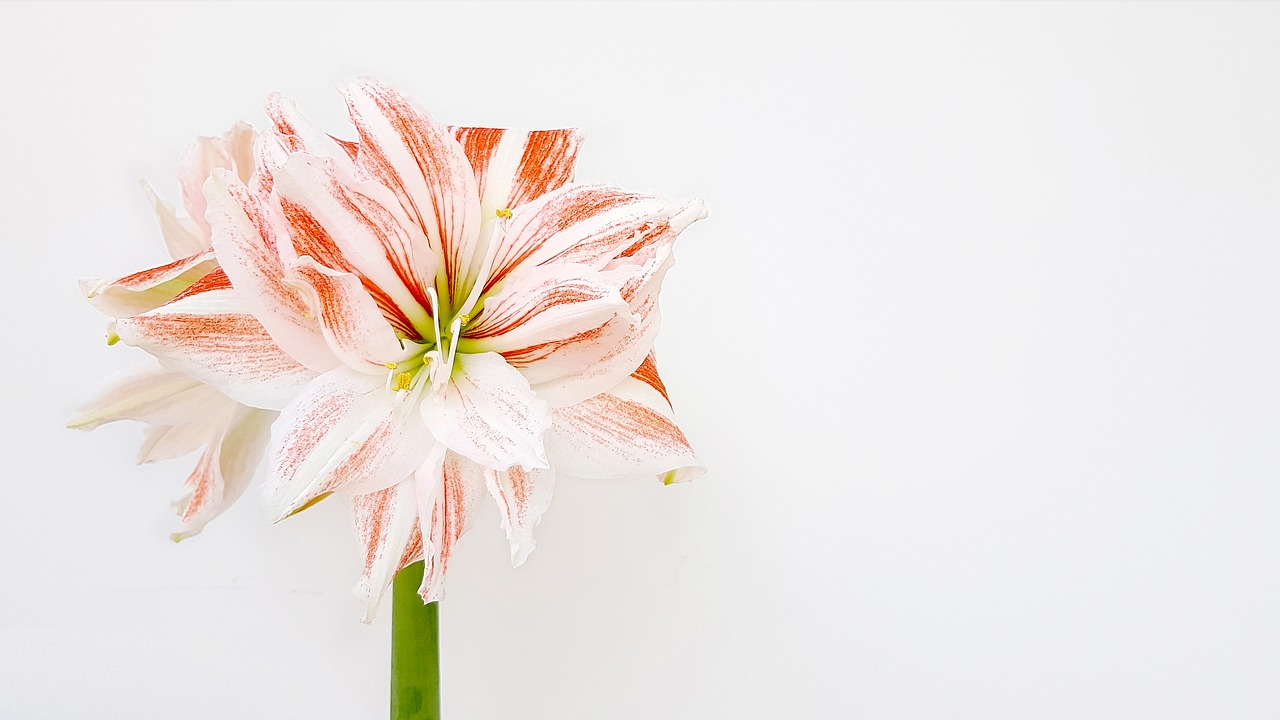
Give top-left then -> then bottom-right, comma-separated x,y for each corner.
475,187 -> 703,300
341,78 -> 481,307
171,406 -> 276,542
416,448 -> 485,603
546,373 -> 703,484
67,358 -> 228,431
204,169 -> 339,373
140,181 -> 207,258
79,250 -> 216,318
273,153 -> 435,333
178,131 -> 239,236
451,126 -> 584,214
460,263 -> 630,384
138,417 -> 224,465
352,477 -> 422,621
420,352 -> 551,472
483,463 -> 554,567
264,368 -> 431,521
283,256 -> 418,373
113,272 -> 317,411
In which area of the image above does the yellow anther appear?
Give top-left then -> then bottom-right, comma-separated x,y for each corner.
456,313 -> 470,326
495,208 -> 512,219
394,371 -> 413,391
384,362 -> 399,370
106,331 -> 120,346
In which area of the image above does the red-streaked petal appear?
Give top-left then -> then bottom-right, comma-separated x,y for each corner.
451,126 -> 584,213
415,449 -> 484,603
420,351 -> 551,472
477,186 -> 701,298
68,358 -> 227,431
264,368 -> 431,521
528,246 -> 674,407
341,79 -> 481,307
352,477 -> 422,621
114,284 -> 317,411
171,406 -> 276,542
266,92 -> 358,167
546,375 -> 703,484
483,463 -> 554,567
283,256 -> 417,373
461,263 -> 629,383
79,250 -> 216,318
140,181 -> 207,259
273,153 -> 435,332
205,169 -> 339,373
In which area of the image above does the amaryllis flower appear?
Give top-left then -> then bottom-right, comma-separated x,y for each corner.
70,124 -> 303,540
107,79 -> 705,616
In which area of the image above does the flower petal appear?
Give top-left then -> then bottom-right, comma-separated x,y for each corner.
351,476 -> 423,622
546,371 -> 703,484
283,256 -> 418,373
460,263 -> 630,383
204,169 -> 339,373
113,271 -> 318,411
68,358 -> 227,431
476,186 -> 702,299
172,406 -> 276,542
178,122 -> 254,236
341,78 -> 481,307
420,351 -> 551,472
265,92 -> 358,168
264,368 -> 431,521
79,249 -> 216,318
416,448 -> 485,603
450,126 -> 584,214
528,245 -> 674,407
483,463 -> 554,567
273,152 -> 435,334
140,181 -> 207,259
138,417 -> 224,464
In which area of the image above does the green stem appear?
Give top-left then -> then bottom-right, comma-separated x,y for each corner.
391,561 -> 440,720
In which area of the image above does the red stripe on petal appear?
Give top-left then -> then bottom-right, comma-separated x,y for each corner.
630,354 -> 671,409
508,129 -> 583,209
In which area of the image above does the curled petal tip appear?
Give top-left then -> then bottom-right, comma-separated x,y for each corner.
670,196 -> 709,234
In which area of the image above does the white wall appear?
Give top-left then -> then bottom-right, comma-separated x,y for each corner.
3,2 -> 1279,718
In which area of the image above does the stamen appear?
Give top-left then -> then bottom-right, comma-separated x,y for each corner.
384,362 -> 399,370
394,372 -> 413,391
495,208 -> 512,219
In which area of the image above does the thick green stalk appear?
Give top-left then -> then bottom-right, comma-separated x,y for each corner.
391,561 -> 440,720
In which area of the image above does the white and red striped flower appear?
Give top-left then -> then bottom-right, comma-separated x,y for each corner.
71,123 -> 297,540
77,79 -> 705,617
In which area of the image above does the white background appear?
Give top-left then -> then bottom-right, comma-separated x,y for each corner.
2,2 -> 1278,718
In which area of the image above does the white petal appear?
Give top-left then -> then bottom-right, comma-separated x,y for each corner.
415,449 -> 485,603
264,368 -> 431,521
283,256 -> 418,373
79,250 -> 216,318
420,352 -> 551,472
460,263 -> 629,384
483,464 -> 554,567
204,170 -> 340,373
113,278 -> 317,411
351,476 -> 422,622
68,358 -> 227,431
273,152 -> 436,332
171,406 -> 276,542
341,79 -> 481,308
546,374 -> 703,484
140,181 -> 207,259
